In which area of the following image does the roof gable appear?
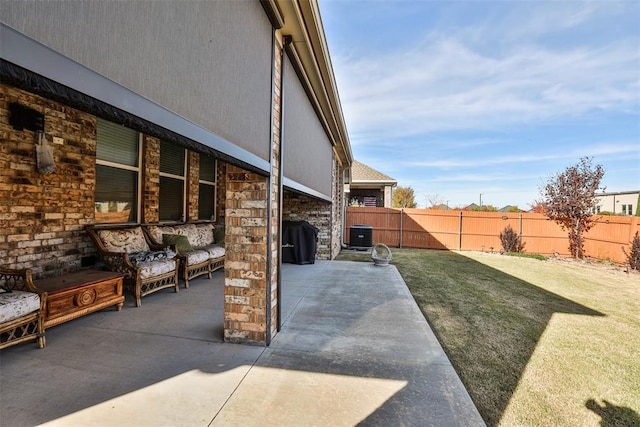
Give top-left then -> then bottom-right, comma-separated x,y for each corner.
351,160 -> 397,184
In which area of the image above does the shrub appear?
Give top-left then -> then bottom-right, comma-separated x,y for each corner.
623,231 -> 640,271
499,225 -> 524,253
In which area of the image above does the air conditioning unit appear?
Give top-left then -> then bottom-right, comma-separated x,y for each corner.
349,225 -> 373,249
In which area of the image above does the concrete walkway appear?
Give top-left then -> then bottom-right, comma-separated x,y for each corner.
1,260 -> 484,426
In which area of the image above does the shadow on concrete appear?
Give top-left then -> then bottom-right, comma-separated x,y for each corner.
336,249 -> 606,425
0,256 -> 606,426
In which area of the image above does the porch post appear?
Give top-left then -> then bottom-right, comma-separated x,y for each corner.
223,166 -> 270,345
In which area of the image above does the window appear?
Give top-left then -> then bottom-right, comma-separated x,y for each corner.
622,204 -> 633,216
95,119 -> 140,223
198,154 -> 217,221
159,140 -> 186,222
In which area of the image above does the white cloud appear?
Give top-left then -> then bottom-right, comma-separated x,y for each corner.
334,25 -> 639,139
403,143 -> 640,169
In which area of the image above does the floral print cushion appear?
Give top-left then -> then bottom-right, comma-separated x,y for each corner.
137,258 -> 177,279
201,245 -> 226,259
146,224 -> 215,248
129,250 -> 176,266
147,226 -> 178,245
193,224 -> 214,248
0,290 -> 40,323
98,227 -> 150,253
184,250 -> 210,265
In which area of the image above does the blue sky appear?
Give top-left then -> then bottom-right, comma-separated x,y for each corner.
318,0 -> 640,209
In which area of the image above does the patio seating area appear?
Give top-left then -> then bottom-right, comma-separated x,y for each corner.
0,260 -> 484,426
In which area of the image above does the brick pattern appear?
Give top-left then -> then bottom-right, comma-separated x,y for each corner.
142,135 -> 160,224
216,161 -> 227,221
331,155 -> 346,259
187,151 -> 199,221
224,165 -> 269,344
268,40 -> 284,340
283,191 -> 333,260
0,84 -> 97,277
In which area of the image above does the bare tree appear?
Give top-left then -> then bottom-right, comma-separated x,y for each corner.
540,157 -> 605,258
393,186 -> 418,208
425,193 -> 444,209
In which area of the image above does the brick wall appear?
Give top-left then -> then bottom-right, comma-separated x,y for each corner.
187,151 -> 199,221
142,135 -> 160,224
331,156 -> 346,259
0,84 -> 97,277
283,191 -> 333,260
224,165 -> 269,344
268,39 -> 283,340
216,161 -> 227,221
282,152 -> 347,260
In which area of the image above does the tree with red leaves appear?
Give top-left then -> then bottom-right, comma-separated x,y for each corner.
540,157 -> 605,259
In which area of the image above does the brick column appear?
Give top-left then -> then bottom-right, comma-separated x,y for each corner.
187,151 -> 199,222
268,38 -> 284,340
216,162 -> 227,221
224,166 -> 270,344
142,135 -> 160,224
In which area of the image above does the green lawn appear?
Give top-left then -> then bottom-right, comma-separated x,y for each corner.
336,249 -> 640,427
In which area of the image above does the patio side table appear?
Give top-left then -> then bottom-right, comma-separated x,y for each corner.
34,270 -> 125,329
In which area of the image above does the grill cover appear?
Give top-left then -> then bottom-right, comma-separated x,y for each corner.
282,220 -> 319,264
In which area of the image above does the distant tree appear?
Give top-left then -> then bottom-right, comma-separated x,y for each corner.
540,157 -> 605,259
393,186 -> 417,208
506,206 -> 521,213
529,200 -> 546,214
425,193 -> 444,209
636,194 -> 640,217
469,204 -> 497,212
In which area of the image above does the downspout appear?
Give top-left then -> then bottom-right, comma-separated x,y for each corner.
399,208 -> 404,248
277,36 -> 292,332
458,211 -> 463,251
342,168 -> 349,248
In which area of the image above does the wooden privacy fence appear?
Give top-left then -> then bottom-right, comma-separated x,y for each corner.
345,207 -> 640,264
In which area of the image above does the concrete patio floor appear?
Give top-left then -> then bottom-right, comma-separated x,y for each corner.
1,260 -> 485,426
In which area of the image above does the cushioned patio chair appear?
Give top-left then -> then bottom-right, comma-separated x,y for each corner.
144,223 -> 225,288
0,268 -> 46,349
86,225 -> 179,307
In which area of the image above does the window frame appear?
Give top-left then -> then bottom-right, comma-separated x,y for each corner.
198,155 -> 217,221
159,140 -> 187,223
95,119 -> 142,224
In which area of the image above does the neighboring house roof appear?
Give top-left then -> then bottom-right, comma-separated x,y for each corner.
499,205 -> 520,212
351,160 -> 397,185
596,190 -> 640,197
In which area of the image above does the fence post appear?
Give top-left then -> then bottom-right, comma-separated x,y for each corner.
519,212 -> 523,240
458,211 -> 463,251
399,209 -> 403,248
629,216 -> 639,244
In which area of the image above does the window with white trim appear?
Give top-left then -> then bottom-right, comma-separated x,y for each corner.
198,154 -> 217,221
95,118 -> 140,223
622,204 -> 633,216
159,140 -> 186,222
